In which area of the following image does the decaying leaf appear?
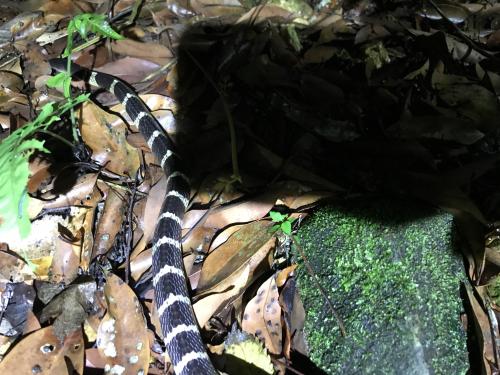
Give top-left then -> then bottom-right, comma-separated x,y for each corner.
225,327 -> 274,375
97,273 -> 149,375
198,221 -> 275,292
0,326 -> 84,374
242,274 -> 282,355
40,280 -> 97,341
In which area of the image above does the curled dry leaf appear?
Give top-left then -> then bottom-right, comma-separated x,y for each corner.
79,102 -> 140,177
0,326 -> 84,374
40,281 -> 97,341
92,187 -> 126,259
111,39 -> 174,66
142,175 -> 167,244
130,249 -> 152,282
237,4 -> 305,24
279,190 -> 332,210
50,230 -> 80,284
203,192 -> 279,229
275,265 -> 297,288
242,274 -> 282,355
198,221 -> 275,292
193,264 -> 251,329
78,57 -> 162,88
97,273 -> 149,375
190,0 -> 245,18
0,251 -> 35,282
465,284 -> 494,375
193,221 -> 277,328
42,173 -> 100,210
278,276 -> 307,359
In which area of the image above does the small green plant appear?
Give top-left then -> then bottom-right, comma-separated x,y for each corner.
269,210 -> 296,236
0,96 -> 89,238
269,209 -> 346,336
0,13 -> 123,239
47,13 -> 124,98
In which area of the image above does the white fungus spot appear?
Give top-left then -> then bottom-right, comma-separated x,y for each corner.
109,364 -> 125,375
103,341 -> 117,358
102,318 -> 116,333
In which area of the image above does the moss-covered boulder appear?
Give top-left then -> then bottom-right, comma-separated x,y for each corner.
296,198 -> 468,375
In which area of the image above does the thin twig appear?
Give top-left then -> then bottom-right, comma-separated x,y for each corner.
291,235 -> 346,337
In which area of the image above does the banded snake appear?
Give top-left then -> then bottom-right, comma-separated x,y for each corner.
50,59 -> 217,375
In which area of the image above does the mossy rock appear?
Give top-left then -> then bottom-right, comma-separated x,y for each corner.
296,197 -> 468,375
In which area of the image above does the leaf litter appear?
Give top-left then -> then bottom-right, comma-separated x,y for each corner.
0,0 -> 500,374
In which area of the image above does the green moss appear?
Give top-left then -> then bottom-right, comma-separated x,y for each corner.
296,198 -> 468,375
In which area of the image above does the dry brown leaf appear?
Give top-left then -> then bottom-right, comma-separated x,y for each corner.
194,173 -> 245,206
275,265 -> 297,288
401,171 -> 486,224
0,71 -> 23,92
42,173 -> 100,209
80,102 -> 140,176
111,39 -> 174,66
130,249 -> 152,282
183,209 -> 209,230
279,190 -> 332,210
142,175 -> 167,243
97,273 -> 149,374
85,347 -> 106,370
92,188 -> 126,259
193,264 -> 250,329
39,0 -> 93,16
183,226 -> 218,258
209,223 -> 243,250
76,187 -> 103,272
198,221 -> 274,292
354,24 -> 390,45
191,0 -> 245,17
242,274 -> 282,355
81,56 -> 161,86
24,310 -> 42,334
27,156 -> 51,194
0,251 -> 34,282
303,45 -> 338,64
279,278 -> 306,359
465,285 -> 494,375
50,233 -> 80,284
237,4 -> 298,24
0,326 -> 84,374
203,194 -> 277,228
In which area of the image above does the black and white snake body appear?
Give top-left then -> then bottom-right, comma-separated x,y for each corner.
50,60 -> 217,375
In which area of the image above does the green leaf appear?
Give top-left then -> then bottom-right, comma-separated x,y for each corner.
69,13 -> 123,41
281,220 -> 292,235
0,97 -> 89,239
0,151 -> 35,238
74,16 -> 88,39
46,72 -> 69,89
93,18 -> 124,40
269,211 -> 286,223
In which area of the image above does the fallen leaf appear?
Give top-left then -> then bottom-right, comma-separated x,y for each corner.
97,273 -> 149,375
0,326 -> 84,374
242,274 -> 282,355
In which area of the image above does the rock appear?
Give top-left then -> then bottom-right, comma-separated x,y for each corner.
296,198 -> 468,375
